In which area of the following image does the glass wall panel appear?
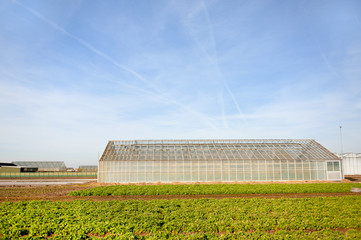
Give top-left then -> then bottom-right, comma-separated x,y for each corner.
153,173 -> 160,182
190,171 -> 197,182
184,173 -> 192,182
244,171 -> 251,181
168,171 -> 176,182
334,162 -> 340,171
266,161 -> 274,180
327,162 -> 334,171
137,173 -> 146,182
318,162 -> 325,180
288,161 -> 296,180
281,160 -> 289,180
191,160 -> 199,181
199,170 -> 207,182
251,160 -> 258,180
183,161 -> 192,174
258,160 -> 266,180
228,172 -> 237,181
242,160 -> 250,181
99,158 -> 332,182
232,160 -> 240,181
295,160 -> 303,180
273,160 -> 281,180
214,171 -> 222,181
207,171 -> 215,182
311,170 -> 318,179
129,171 -> 138,182
303,170 -> 310,180
318,170 -> 325,180
161,161 -> 168,172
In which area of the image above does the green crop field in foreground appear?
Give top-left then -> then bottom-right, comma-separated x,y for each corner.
69,182 -> 360,196
1,197 -> 361,239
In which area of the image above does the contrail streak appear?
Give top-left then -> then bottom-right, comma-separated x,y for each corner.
184,0 -> 245,122
354,14 -> 361,26
0,69 -> 32,84
219,90 -> 228,128
13,0 -> 147,84
98,75 -> 219,130
202,1 -> 245,121
321,53 -> 343,80
13,0 -> 219,130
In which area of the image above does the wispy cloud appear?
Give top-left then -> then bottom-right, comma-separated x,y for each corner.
13,0 -> 146,84
354,14 -> 361,26
12,0 -> 219,130
201,1 -> 245,119
321,53 -> 344,81
179,0 -> 246,124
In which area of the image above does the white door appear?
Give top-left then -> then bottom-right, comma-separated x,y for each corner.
326,161 -> 341,181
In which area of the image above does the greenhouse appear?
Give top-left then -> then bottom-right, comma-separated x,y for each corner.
98,139 -> 342,183
12,161 -> 67,172
78,165 -> 98,172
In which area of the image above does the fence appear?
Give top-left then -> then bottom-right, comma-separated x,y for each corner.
0,172 -> 97,178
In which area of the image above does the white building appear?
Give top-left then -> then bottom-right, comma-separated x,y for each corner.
336,153 -> 361,176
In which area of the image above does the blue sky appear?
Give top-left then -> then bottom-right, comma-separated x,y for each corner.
1,0 -> 361,167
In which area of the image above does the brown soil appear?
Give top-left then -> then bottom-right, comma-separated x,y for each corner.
0,181 -> 360,202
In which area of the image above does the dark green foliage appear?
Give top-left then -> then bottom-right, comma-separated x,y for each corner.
1,197 -> 361,239
69,183 -> 360,196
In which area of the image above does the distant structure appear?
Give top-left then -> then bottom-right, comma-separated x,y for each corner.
0,163 -> 17,167
12,161 -> 66,172
98,139 -> 342,183
78,165 -> 98,172
0,162 -> 37,173
336,153 -> 361,179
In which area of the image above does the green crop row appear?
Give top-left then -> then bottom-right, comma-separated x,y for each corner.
69,183 -> 360,196
1,196 -> 361,239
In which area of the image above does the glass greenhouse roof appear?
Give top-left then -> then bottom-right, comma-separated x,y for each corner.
100,139 -> 340,162
78,165 -> 98,170
12,161 -> 67,169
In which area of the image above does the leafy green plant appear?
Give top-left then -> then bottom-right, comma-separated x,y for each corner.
1,196 -> 361,239
68,183 -> 361,196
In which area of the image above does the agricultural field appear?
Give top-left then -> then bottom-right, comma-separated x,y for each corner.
69,182 -> 361,196
1,182 -> 361,239
1,197 -> 361,239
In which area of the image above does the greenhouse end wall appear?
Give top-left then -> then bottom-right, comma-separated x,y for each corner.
98,159 -> 337,183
